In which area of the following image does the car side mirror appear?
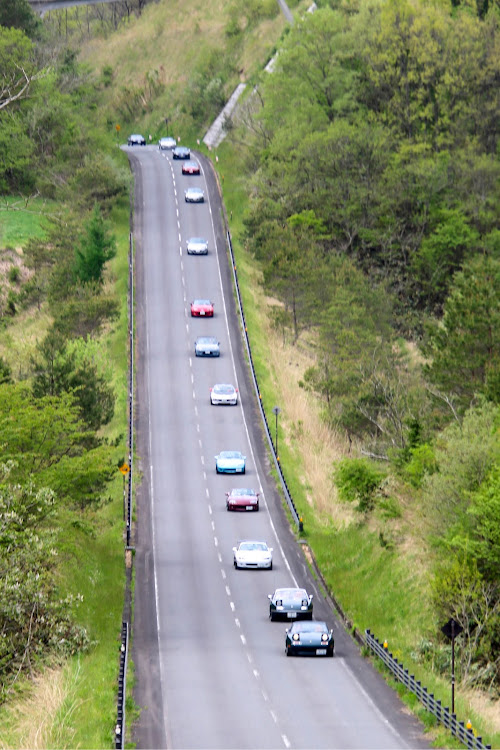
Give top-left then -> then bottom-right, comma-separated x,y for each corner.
268,594 -> 272,600
232,547 -> 237,553
225,492 -> 229,497
310,594 -> 314,600
269,548 -> 273,553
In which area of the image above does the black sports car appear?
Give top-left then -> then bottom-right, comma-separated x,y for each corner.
285,621 -> 334,657
127,134 -> 146,146
173,146 -> 191,159
268,588 -> 313,621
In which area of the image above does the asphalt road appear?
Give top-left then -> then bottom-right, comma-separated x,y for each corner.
127,143 -> 428,749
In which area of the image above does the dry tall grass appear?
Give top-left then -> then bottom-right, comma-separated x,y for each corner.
258,296 -> 357,528
0,667 -> 69,750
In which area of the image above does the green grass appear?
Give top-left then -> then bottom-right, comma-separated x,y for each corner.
0,197 -> 57,248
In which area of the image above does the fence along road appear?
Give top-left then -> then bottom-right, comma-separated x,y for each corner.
126,142 -> 429,749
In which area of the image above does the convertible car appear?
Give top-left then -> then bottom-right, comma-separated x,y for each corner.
184,187 -> 205,203
210,383 -> 238,406
215,451 -> 246,474
233,540 -> 273,569
226,488 -> 259,512
285,621 -> 334,657
182,160 -> 201,175
191,299 -> 214,317
195,337 -> 220,357
173,145 -> 190,159
268,588 -> 313,621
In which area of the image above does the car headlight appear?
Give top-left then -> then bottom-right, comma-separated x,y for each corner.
292,633 -> 300,642
321,634 -> 329,642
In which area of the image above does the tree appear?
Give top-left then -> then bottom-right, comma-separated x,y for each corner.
74,203 -> 116,284
424,254 -> 500,410
412,208 -> 479,312
431,555 -> 500,687
450,466 -> 500,582
31,331 -> 115,430
0,476 -> 90,691
0,0 -> 41,38
0,27 -> 40,111
422,401 -> 500,534
0,383 -> 116,507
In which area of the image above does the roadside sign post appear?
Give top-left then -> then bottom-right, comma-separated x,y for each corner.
441,617 -> 463,714
119,463 -> 130,521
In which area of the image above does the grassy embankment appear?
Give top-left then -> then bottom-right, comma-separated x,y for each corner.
0,190 -> 131,748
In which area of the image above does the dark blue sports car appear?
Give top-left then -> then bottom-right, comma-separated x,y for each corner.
285,621 -> 334,657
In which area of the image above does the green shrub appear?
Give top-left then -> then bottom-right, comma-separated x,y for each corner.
405,443 -> 438,488
334,457 -> 385,512
8,266 -> 20,283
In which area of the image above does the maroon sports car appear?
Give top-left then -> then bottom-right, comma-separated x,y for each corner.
182,160 -> 201,175
226,488 -> 260,512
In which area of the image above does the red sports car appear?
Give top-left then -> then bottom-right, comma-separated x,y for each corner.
182,160 -> 201,175
226,488 -> 260,512
190,299 -> 214,317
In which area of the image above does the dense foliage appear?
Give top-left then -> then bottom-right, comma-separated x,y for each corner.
236,0 -> 500,692
0,0 -> 126,699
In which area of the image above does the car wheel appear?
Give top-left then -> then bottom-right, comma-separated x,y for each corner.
270,611 -> 275,621
226,503 -> 230,511
255,503 -> 259,512
328,649 -> 334,658
234,560 -> 238,569
286,647 -> 292,657
308,612 -> 313,620
269,562 -> 273,570
216,467 -> 220,474
242,467 -> 246,475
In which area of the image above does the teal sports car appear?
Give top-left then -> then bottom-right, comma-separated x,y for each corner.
285,621 -> 334,657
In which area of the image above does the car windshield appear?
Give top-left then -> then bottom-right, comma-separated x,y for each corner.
276,588 -> 307,601
240,542 -> 267,551
188,188 -> 203,194
231,489 -> 255,496
291,622 -> 326,633
188,238 -> 206,244
193,300 -> 211,306
221,451 -> 240,458
198,337 -> 217,345
214,384 -> 234,393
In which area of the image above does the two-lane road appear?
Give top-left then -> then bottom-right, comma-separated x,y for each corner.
128,144 -> 427,749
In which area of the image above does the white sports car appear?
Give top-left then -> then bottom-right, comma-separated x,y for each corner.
184,187 -> 205,203
210,383 -> 238,405
233,540 -> 273,570
186,237 -> 208,255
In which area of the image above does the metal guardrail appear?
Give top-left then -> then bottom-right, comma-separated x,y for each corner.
226,230 -> 302,531
126,232 -> 134,548
365,630 -> 492,750
115,621 -> 129,748
115,231 -> 135,748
